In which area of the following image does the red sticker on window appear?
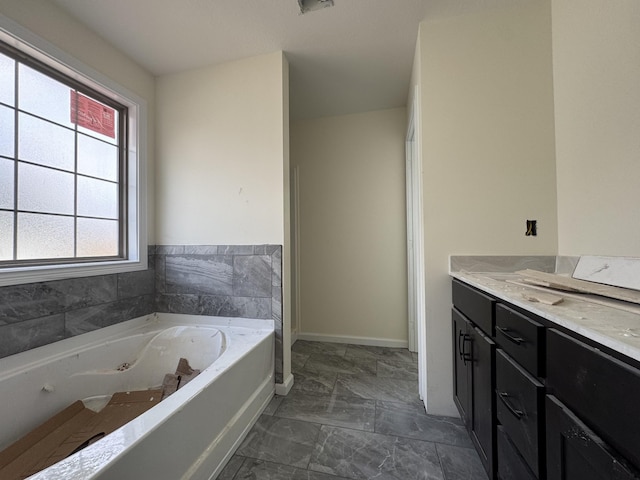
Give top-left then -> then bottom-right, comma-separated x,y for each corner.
70,91 -> 115,138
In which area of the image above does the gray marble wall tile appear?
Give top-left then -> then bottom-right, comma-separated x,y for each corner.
272,247 -> 282,287
218,245 -> 254,255
308,425 -> 444,480
233,255 -> 272,297
237,415 -> 321,469
65,295 -> 154,337
0,314 -> 65,358
183,245 -> 219,255
56,275 -> 118,310
199,295 -> 271,319
166,255 -> 234,295
155,254 -> 166,294
117,269 -> 155,299
156,293 -> 203,315
156,245 -> 185,255
0,283 -> 67,325
253,245 -> 268,255
272,289 -> 283,329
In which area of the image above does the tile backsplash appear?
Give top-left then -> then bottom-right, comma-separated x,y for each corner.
0,245 -> 283,382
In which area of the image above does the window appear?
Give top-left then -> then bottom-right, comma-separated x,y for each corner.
0,18 -> 147,286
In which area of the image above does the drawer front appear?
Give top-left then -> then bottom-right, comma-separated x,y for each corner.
452,279 -> 495,336
495,304 -> 544,377
497,426 -> 536,480
547,329 -> 640,470
496,350 -> 544,477
546,395 -> 640,480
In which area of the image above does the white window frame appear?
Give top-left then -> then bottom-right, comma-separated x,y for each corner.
0,15 -> 147,287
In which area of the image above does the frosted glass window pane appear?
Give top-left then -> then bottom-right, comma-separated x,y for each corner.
78,134 -> 118,181
0,158 -> 14,209
18,64 -> 74,128
0,105 -> 14,157
77,218 -> 118,257
17,213 -> 74,260
0,53 -> 14,107
0,211 -> 13,261
77,176 -> 118,219
18,113 -> 75,171
18,163 -> 74,215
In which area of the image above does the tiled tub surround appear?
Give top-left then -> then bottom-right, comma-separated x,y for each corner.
0,249 -> 156,359
155,244 -> 283,383
450,255 -> 640,363
0,245 -> 283,382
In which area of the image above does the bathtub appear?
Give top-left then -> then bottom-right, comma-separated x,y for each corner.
0,313 -> 275,480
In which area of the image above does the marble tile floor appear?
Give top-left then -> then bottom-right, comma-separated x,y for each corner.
217,341 -> 487,480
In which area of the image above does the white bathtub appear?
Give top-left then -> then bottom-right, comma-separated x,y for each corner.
0,313 -> 275,480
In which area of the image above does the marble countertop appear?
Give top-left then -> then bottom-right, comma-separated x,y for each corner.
450,256 -> 640,364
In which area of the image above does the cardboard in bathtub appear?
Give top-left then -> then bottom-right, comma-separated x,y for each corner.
0,389 -> 162,479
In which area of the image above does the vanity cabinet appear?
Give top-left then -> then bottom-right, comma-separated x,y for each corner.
452,280 -> 496,478
546,329 -> 640,479
452,277 -> 640,480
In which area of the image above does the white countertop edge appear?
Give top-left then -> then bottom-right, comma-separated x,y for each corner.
451,271 -> 640,364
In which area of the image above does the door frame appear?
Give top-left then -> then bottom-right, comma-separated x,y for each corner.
406,85 -> 427,404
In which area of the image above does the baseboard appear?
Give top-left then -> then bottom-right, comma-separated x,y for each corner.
291,329 -> 299,346
295,332 -> 408,349
275,373 -> 294,396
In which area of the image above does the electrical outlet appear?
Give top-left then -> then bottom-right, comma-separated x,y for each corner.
526,220 -> 537,236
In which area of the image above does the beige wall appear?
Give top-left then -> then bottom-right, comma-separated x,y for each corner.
155,52 -> 288,246
552,0 -> 640,256
0,0 -> 156,243
290,108 -> 408,344
415,0 -> 558,415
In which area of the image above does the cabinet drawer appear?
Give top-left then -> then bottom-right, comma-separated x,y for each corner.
497,425 -> 536,480
547,329 -> 640,470
496,350 -> 544,477
452,279 -> 495,336
495,304 -> 544,377
546,395 -> 640,480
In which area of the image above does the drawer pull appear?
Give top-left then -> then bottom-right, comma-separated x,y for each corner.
497,326 -> 525,345
498,392 -> 524,420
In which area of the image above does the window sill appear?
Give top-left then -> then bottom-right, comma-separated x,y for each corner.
0,257 -> 149,287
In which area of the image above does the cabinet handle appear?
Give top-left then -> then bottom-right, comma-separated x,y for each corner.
496,326 -> 524,345
458,331 -> 465,360
498,392 -> 524,420
461,335 -> 472,365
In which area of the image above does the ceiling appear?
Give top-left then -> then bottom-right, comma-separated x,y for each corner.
51,0 -> 531,120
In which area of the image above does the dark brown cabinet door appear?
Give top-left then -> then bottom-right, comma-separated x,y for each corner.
452,307 -> 496,479
546,395 -> 640,480
452,308 -> 472,424
470,325 -> 496,478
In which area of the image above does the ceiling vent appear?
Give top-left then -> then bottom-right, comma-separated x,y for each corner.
298,0 -> 334,14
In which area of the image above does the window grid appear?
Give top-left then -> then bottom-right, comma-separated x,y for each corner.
0,42 -> 128,267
